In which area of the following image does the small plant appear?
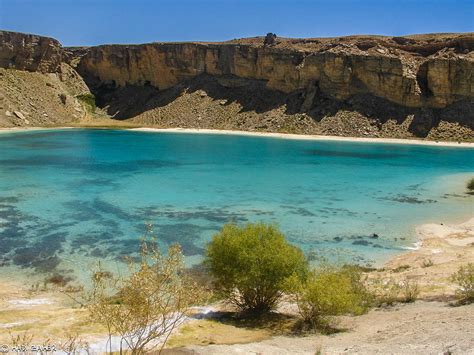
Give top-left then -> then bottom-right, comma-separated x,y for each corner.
45,273 -> 73,287
76,93 -> 96,112
58,332 -> 90,354
467,178 -> 474,192
9,331 -> 33,349
205,222 -> 308,315
292,265 -> 372,330
372,278 -> 402,306
400,278 -> 420,303
392,264 -> 410,273
422,258 -> 434,268
451,263 -> 474,304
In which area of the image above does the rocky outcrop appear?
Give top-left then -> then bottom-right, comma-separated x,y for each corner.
73,34 -> 474,109
0,31 -> 62,72
0,31 -> 89,127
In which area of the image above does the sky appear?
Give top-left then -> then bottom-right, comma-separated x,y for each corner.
0,0 -> 472,46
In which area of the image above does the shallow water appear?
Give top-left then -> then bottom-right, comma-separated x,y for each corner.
0,129 -> 473,282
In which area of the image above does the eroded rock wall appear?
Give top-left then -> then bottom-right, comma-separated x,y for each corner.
74,35 -> 474,109
0,31 -> 89,127
0,30 -> 62,73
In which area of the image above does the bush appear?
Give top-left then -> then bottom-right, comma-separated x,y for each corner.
421,258 -> 434,268
76,93 -> 96,112
467,178 -> 474,192
293,265 -> 372,329
205,223 -> 308,314
372,277 -> 419,305
451,263 -> 474,304
400,278 -> 420,303
85,239 -> 206,353
372,278 -> 402,306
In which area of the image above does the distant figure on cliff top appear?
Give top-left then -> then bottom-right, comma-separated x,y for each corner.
264,33 -> 277,46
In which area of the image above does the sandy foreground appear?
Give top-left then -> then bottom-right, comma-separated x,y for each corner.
0,218 -> 472,353
0,125 -> 474,147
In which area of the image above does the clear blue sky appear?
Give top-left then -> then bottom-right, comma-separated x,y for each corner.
0,0 -> 472,46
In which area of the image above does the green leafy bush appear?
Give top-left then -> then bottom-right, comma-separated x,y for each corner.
205,222 -> 308,314
451,263 -> 474,304
292,265 -> 372,329
76,93 -> 96,112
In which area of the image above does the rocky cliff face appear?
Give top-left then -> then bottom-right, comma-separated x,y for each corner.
0,31 -> 63,72
1,30 -> 473,140
0,31 -> 89,127
74,34 -> 474,109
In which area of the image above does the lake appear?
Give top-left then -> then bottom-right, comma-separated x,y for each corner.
0,129 -> 472,283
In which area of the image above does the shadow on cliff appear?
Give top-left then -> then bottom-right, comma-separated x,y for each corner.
93,74 -> 302,119
305,94 -> 474,137
90,74 -> 474,138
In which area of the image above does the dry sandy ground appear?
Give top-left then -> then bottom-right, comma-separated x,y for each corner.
184,301 -> 474,354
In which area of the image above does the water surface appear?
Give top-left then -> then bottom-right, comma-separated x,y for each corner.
0,129 -> 472,282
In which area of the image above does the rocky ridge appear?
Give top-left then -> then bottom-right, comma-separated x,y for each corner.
0,30 -> 473,141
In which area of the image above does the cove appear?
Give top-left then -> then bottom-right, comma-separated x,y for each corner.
0,129 -> 473,282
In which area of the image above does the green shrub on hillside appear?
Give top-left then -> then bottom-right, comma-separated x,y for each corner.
291,265 -> 372,329
452,263 -> 474,304
76,93 -> 96,112
205,222 -> 308,314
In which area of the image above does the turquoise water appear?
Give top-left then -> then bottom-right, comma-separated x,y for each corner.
0,129 -> 473,282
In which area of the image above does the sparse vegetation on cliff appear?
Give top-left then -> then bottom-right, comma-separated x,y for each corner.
205,223 -> 308,314
76,93 -> 96,112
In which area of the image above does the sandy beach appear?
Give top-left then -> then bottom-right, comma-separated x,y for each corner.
1,125 -> 474,148
131,127 -> 474,148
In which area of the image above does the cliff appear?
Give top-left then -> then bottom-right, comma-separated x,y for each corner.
0,31 -> 89,127
1,30 -> 473,140
73,34 -> 474,109
0,31 -> 63,72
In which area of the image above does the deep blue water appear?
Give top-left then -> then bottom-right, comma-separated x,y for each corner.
0,129 -> 473,282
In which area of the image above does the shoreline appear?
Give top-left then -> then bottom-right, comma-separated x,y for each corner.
1,216 -> 472,291
0,125 -> 473,148
130,127 -> 474,148
0,216 -> 472,348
